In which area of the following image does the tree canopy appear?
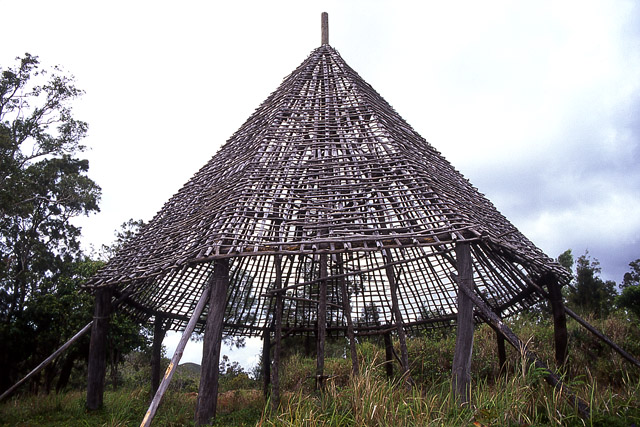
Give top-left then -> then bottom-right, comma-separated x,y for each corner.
0,54 -> 152,395
618,259 -> 640,319
0,53 -> 100,321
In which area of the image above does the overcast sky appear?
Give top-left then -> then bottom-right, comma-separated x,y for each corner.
2,1 -> 639,367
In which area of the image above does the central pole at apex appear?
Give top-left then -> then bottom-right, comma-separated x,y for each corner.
321,12 -> 329,45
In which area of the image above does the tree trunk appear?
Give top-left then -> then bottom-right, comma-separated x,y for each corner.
56,351 -> 77,393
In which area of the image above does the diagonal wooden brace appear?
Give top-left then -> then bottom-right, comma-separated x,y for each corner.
453,274 -> 590,418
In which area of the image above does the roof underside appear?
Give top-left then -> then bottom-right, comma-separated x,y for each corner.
88,45 -> 569,336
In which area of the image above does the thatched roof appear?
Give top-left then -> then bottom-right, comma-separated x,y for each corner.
87,43 -> 569,336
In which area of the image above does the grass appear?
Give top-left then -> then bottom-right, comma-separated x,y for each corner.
1,312 -> 639,426
261,360 -> 640,426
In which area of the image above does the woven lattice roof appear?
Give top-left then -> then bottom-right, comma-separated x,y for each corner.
87,44 -> 569,336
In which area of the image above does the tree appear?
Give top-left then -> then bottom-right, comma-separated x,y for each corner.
0,53 -> 101,392
621,259 -> 640,289
99,218 -> 145,260
617,258 -> 640,319
0,53 -> 100,320
557,249 -> 573,272
566,251 -> 617,318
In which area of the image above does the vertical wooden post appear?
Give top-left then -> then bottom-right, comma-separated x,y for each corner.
86,286 -> 113,410
496,330 -> 507,375
271,255 -> 284,408
494,310 -> 507,375
337,254 -> 359,376
195,259 -> 230,426
544,274 -> 568,367
383,248 -> 411,382
141,286 -> 212,427
452,242 -> 474,405
457,282 -> 590,418
262,327 -> 271,399
151,315 -> 166,396
316,252 -> 328,391
321,12 -> 329,45
383,332 -> 394,379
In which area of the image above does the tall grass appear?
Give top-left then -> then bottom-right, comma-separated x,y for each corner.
261,357 -> 640,426
261,313 -> 640,426
1,312 -> 639,426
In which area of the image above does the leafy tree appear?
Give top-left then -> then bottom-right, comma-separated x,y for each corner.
0,53 -> 100,392
621,259 -> 640,289
98,218 -> 145,260
617,259 -> 640,319
557,249 -> 573,272
0,52 -> 150,395
566,251 -> 617,318
0,53 -> 100,318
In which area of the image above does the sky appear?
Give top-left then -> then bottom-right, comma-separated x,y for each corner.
2,1 -> 639,368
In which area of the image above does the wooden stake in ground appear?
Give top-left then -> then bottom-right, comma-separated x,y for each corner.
528,279 -> 640,371
151,315 -> 167,396
87,286 -> 113,410
140,285 -> 212,427
383,248 -> 412,384
316,252 -> 328,391
543,274 -> 568,366
451,242 -> 474,404
337,253 -> 359,376
195,259 -> 230,426
262,326 -> 271,399
272,255 -> 284,408
383,332 -> 394,379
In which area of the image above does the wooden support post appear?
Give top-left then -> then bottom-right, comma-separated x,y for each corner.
87,286 -> 113,410
528,279 -> 640,371
383,248 -> 412,384
455,275 -> 591,418
262,327 -> 271,399
452,242 -> 474,405
337,254 -> 359,376
383,332 -> 394,379
151,315 -> 167,396
2,291 -> 132,403
195,259 -> 230,426
494,309 -> 507,375
141,285 -> 212,427
272,255 -> 284,408
316,252 -> 328,391
544,274 -> 568,366
496,330 -> 507,375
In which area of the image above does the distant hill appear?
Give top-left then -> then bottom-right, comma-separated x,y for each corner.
177,362 -> 201,377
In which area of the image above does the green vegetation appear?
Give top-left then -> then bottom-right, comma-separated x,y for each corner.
2,310 -> 639,426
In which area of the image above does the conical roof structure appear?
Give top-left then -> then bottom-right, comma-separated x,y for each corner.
88,42 -> 569,336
